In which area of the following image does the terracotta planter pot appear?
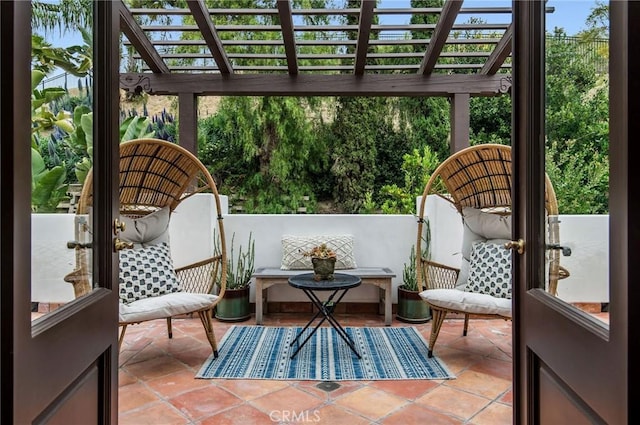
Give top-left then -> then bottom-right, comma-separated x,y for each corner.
396,285 -> 431,323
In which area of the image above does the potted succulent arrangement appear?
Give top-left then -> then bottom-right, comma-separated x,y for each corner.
397,219 -> 432,323
215,232 -> 255,322
396,245 -> 431,323
302,243 -> 337,281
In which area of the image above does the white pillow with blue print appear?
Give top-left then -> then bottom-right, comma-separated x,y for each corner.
119,242 -> 181,304
466,241 -> 512,299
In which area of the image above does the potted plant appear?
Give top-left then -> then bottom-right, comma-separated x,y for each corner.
302,243 -> 337,281
215,232 -> 255,322
397,219 -> 432,323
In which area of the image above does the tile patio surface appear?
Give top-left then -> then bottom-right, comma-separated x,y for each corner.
118,313 -> 515,425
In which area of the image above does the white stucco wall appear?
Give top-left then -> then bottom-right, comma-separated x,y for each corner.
222,214 -> 415,303
31,214 -> 77,303
31,193 -> 609,305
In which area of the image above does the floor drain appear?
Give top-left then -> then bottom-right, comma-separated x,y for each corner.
316,381 -> 341,392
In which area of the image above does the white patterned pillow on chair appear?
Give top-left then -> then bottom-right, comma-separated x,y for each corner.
466,241 -> 512,299
280,234 -> 357,270
119,242 -> 181,304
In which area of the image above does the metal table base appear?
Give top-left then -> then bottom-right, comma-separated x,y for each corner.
288,273 -> 362,359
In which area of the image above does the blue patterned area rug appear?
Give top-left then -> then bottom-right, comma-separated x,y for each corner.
196,326 -> 455,381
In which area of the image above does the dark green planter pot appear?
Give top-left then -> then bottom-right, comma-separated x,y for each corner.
396,285 -> 431,323
215,287 -> 251,322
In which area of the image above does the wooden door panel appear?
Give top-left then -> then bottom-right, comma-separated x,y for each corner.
34,364 -> 99,425
538,366 -> 603,425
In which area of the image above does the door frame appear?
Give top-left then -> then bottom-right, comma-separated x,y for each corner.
1,1 -> 120,423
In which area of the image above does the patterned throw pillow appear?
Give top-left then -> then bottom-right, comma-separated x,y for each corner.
280,235 -> 357,270
119,242 -> 181,304
466,241 -> 512,299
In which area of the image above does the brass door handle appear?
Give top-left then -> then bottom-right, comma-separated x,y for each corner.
114,218 -> 126,234
114,238 -> 134,251
505,239 -> 525,255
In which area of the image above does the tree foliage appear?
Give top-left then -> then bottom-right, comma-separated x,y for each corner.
31,0 -> 611,216
199,96 -> 327,213
330,97 -> 383,213
380,145 -> 441,214
545,28 -> 609,214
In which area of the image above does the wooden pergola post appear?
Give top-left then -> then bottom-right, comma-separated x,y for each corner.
178,92 -> 197,155
450,93 -> 470,153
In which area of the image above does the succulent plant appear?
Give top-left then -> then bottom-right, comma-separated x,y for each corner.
301,243 -> 337,259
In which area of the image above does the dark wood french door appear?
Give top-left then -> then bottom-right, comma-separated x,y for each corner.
1,1 -> 119,423
513,1 -> 636,423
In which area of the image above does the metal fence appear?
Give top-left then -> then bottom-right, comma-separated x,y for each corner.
547,36 -> 609,74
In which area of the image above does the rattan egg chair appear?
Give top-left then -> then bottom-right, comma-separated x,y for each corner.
64,138 -> 227,357
415,143 -> 570,357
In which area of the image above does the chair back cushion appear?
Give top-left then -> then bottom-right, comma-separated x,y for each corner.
455,207 -> 511,291
120,206 -> 171,249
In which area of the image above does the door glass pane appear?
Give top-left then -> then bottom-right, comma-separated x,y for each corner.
31,2 -> 94,321
544,1 -> 609,325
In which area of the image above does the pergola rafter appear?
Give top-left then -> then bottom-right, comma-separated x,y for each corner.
354,0 -> 375,75
185,0 -> 232,74
119,4 -> 169,74
418,0 -> 464,75
276,0 -> 298,75
481,23 -> 513,75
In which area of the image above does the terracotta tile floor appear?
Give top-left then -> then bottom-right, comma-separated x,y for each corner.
118,313 -> 514,425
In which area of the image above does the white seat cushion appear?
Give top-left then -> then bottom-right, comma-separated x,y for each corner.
419,288 -> 512,318
119,292 -> 218,323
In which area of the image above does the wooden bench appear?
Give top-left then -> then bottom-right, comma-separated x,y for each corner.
252,267 -> 396,326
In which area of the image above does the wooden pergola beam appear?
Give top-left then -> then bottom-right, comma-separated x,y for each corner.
418,0 -> 464,75
276,0 -> 298,75
120,73 -> 511,97
185,0 -> 233,75
119,1 -> 169,73
354,0 -> 376,75
481,24 -> 513,75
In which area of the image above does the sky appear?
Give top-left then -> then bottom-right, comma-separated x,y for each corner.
376,0 -> 597,36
